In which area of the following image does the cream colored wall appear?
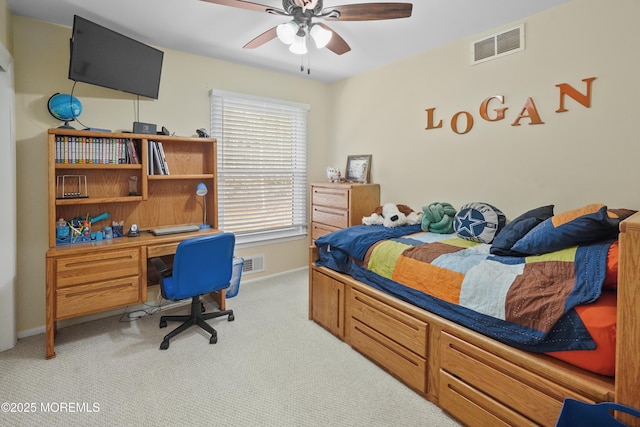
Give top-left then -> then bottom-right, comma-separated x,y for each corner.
12,16 -> 331,333
328,0 -> 640,219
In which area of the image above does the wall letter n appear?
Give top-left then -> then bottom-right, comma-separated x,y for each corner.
556,77 -> 596,113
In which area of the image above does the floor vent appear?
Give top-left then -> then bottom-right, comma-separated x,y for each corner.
242,255 -> 265,275
472,24 -> 525,65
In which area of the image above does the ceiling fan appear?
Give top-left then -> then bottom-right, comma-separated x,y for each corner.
201,0 -> 413,55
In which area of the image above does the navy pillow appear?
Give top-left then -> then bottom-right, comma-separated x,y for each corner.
490,205 -> 554,256
511,204 -> 623,255
454,202 -> 506,244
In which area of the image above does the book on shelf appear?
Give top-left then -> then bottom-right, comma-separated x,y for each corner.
54,136 -> 129,165
126,139 -> 140,164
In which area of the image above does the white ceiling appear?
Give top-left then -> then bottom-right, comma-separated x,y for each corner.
7,0 -> 571,83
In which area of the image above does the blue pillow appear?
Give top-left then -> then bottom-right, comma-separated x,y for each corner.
454,202 -> 506,244
490,205 -> 554,256
510,204 -> 622,255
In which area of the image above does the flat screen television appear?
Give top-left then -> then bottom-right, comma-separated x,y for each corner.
68,15 -> 164,99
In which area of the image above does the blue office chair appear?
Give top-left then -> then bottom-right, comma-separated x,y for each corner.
151,232 -> 236,350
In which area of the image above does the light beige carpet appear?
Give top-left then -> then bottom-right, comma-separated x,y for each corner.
0,268 -> 460,426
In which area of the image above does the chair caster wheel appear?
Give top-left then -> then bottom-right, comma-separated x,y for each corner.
159,320 -> 167,328
228,313 -> 235,321
160,340 -> 169,350
209,335 -> 217,344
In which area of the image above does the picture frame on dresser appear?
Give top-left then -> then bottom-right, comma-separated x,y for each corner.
345,155 -> 371,183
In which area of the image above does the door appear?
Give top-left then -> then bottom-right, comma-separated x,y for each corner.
0,41 -> 16,352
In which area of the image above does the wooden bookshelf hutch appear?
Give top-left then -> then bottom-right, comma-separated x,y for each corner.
45,128 -> 222,359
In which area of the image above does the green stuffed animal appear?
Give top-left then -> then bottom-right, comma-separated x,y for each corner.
421,202 -> 457,234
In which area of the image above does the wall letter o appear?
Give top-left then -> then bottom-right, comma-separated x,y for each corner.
451,111 -> 474,135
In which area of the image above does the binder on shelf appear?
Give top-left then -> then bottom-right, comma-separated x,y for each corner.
154,142 -> 164,174
156,142 -> 170,175
148,140 -> 155,175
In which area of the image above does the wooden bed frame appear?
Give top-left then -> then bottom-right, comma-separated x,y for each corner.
308,212 -> 640,426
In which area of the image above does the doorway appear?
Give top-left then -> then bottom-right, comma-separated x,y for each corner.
0,41 -> 17,352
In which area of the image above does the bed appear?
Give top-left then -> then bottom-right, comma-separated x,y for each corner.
308,203 -> 640,427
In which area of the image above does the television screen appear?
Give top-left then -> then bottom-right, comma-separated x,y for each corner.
69,15 -> 164,99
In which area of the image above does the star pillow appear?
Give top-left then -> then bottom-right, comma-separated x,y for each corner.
454,202 -> 506,244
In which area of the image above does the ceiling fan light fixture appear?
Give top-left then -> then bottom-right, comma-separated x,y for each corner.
289,34 -> 308,55
309,24 -> 332,49
276,20 -> 298,45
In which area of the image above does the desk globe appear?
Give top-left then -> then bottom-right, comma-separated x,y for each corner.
48,93 -> 82,129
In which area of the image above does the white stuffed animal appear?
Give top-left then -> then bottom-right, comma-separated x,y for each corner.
381,203 -> 408,228
362,203 -> 422,228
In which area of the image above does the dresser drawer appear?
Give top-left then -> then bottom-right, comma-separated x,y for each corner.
349,287 -> 428,357
56,276 -> 141,319
312,205 -> 349,228
55,248 -> 140,288
311,222 -> 341,241
312,186 -> 349,209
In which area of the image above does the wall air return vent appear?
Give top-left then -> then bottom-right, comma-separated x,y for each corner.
472,24 -> 525,65
242,254 -> 265,275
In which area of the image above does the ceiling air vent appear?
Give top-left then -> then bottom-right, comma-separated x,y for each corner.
472,24 -> 525,65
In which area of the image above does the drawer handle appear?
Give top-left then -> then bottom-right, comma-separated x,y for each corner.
64,283 -> 133,298
314,207 -> 347,216
315,189 -> 346,196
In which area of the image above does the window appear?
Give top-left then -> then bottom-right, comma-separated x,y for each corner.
210,90 -> 308,245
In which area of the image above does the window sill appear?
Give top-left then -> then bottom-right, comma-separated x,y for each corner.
234,228 -> 308,249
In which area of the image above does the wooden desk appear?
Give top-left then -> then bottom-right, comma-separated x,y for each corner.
45,228 -> 223,359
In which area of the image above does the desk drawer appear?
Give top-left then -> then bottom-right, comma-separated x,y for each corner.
147,242 -> 180,258
312,206 -> 349,228
56,248 -> 140,288
312,187 -> 349,209
56,276 -> 140,319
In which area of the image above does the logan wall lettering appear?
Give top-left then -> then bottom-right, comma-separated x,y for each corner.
425,77 -> 596,135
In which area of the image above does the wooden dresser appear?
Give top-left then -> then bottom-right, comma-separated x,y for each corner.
310,182 -> 380,242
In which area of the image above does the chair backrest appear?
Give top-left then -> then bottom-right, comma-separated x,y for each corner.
164,232 -> 235,301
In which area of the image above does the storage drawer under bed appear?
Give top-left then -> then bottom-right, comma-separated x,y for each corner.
347,286 -> 429,394
439,332 -> 595,426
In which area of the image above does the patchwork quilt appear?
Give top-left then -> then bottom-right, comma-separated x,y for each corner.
315,224 -> 614,352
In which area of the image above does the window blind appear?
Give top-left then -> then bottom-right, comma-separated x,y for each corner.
210,90 -> 308,243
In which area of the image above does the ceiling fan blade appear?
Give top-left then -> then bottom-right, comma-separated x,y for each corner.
200,0 -> 284,14
243,27 -> 278,49
316,23 -> 351,55
322,3 -> 412,21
